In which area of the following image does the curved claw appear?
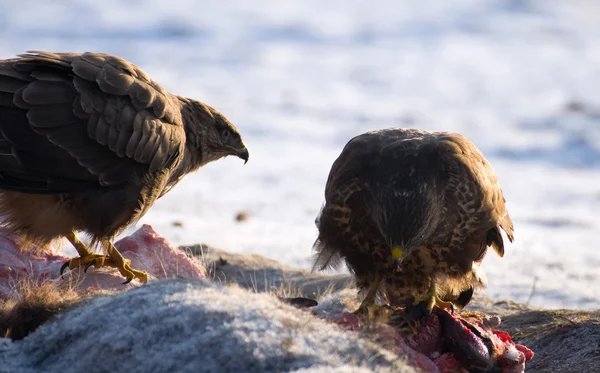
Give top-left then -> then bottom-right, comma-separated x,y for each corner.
84,260 -> 96,273
60,261 -> 70,276
122,277 -> 133,285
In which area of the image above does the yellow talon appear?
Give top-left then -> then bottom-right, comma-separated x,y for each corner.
105,240 -> 148,284
61,232 -> 149,284
60,253 -> 113,275
433,294 -> 454,310
412,293 -> 454,312
412,279 -> 454,314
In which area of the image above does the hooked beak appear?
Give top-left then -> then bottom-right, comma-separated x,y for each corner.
237,147 -> 249,164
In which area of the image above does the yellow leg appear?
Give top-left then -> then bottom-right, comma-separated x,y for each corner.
412,278 -> 454,314
61,232 -> 148,284
65,231 -> 93,257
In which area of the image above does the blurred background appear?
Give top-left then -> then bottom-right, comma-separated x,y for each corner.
0,0 -> 599,309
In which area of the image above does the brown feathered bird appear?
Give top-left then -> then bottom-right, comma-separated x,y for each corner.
312,128 -> 513,318
0,51 -> 249,283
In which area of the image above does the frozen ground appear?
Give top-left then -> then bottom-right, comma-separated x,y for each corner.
0,0 -> 599,310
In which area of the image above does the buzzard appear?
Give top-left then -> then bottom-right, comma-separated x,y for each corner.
312,128 -> 513,318
0,51 -> 249,283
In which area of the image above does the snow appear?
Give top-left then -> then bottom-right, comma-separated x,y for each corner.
0,0 -> 599,309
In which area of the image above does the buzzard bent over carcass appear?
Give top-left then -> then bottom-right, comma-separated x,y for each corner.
312,128 -> 513,320
0,51 -> 248,283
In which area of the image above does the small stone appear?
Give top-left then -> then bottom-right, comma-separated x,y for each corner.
235,211 -> 249,222
564,100 -> 585,113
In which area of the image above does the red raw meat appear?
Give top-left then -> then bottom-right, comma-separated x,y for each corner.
334,308 -> 534,373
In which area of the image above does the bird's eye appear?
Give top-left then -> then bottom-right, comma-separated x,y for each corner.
222,129 -> 232,139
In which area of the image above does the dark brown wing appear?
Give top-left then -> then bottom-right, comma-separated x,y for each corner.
434,132 -> 514,259
311,179 -> 365,272
0,51 -> 185,193
311,132 -> 379,272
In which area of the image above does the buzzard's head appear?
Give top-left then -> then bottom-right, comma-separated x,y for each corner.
182,99 -> 249,165
205,108 -> 249,164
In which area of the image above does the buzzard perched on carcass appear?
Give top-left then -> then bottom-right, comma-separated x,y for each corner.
0,51 -> 248,283
312,128 -> 513,318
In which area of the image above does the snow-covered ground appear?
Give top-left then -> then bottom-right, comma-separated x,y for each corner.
0,0 -> 599,310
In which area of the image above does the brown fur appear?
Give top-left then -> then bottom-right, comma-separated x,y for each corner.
0,282 -> 85,340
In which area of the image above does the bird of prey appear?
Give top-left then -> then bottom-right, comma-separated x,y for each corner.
0,51 -> 249,283
312,128 -> 513,318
